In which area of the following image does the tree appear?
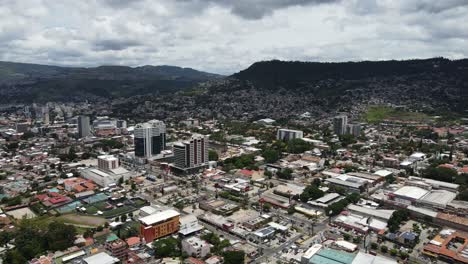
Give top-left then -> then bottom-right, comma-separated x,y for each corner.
385,174 -> 396,184
6,196 -> 22,206
312,178 -> 321,187
0,232 -> 13,246
120,215 -> 127,222
371,242 -> 378,250
3,249 -> 27,264
277,168 -> 293,180
223,250 -> 245,264
152,237 -> 180,258
46,221 -> 77,251
399,251 -> 409,259
380,245 -> 388,253
208,150 -> 219,161
458,189 -> 468,201
287,139 -> 311,154
339,134 -> 356,147
201,232 -> 230,254
387,209 -> 410,233
343,233 -> 351,241
263,203 -> 272,212
262,148 -> 280,163
423,167 -> 457,183
299,185 -> 324,202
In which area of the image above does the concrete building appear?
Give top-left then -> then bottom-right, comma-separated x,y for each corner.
179,214 -> 204,236
83,252 -> 119,264
173,134 -> 208,171
42,106 -> 50,125
98,155 -> 119,171
277,128 -> 304,141
93,118 -> 117,136
78,115 -> 91,138
182,237 -> 210,258
134,120 -> 166,159
324,176 -> 367,193
302,244 -> 397,264
139,209 -> 180,243
116,119 -> 127,128
346,123 -> 361,137
15,122 -> 30,133
179,118 -> 199,128
333,115 -> 348,135
105,239 -> 127,260
80,167 -> 130,187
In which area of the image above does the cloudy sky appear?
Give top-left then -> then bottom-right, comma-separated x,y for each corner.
1,0 -> 467,74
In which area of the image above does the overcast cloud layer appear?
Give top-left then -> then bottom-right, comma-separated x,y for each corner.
1,0 -> 467,74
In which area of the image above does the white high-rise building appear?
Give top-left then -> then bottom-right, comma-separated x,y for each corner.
43,106 -> 50,125
333,115 -> 348,136
98,155 -> 119,171
173,134 -> 208,170
78,115 -> 91,138
346,123 -> 361,137
277,128 -> 304,141
134,120 -> 166,159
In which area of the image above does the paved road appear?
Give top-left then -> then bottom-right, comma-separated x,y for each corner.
253,233 -> 303,264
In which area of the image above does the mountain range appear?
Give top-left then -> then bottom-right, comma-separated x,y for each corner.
0,58 -> 467,115
0,61 -> 221,102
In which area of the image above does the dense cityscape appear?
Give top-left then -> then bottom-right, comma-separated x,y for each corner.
0,100 -> 466,264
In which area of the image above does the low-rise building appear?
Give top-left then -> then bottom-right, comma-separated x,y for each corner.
182,237 -> 211,258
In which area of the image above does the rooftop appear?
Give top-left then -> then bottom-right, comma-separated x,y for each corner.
83,252 -> 119,264
420,189 -> 457,207
393,185 -> 429,200
139,209 -> 180,226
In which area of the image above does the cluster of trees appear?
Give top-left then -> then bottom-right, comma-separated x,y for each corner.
423,166 -> 458,183
152,237 -> 181,258
208,150 -> 219,161
223,250 -> 245,264
388,209 -> 410,233
276,168 -> 293,180
286,138 -> 312,154
1,196 -> 22,206
222,154 -> 256,171
201,232 -> 231,254
338,134 -> 357,147
326,193 -> 360,216
2,219 -> 76,263
299,184 -> 324,202
261,148 -> 280,163
375,244 -> 409,259
99,139 -> 124,150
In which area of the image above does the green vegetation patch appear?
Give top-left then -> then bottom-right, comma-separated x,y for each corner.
365,106 -> 428,123
57,214 -> 107,227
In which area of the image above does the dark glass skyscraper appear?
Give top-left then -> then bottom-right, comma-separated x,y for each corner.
134,120 -> 166,159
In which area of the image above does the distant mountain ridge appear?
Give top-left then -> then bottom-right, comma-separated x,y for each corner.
0,61 -> 221,102
233,57 -> 468,85
194,58 -> 468,118
0,58 -> 467,116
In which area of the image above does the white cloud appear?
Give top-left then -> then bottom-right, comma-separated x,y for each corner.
0,0 -> 467,74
